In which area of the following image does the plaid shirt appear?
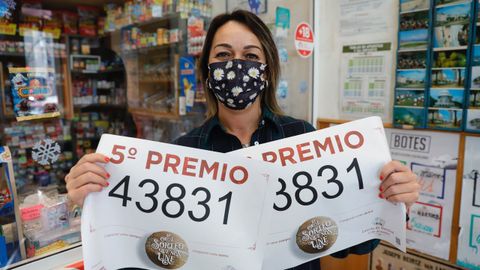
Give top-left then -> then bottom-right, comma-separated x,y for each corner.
174,108 -> 379,270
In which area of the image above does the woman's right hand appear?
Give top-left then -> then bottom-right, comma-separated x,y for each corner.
65,153 -> 110,206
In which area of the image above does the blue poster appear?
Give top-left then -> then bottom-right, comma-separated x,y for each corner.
179,56 -> 196,112
275,6 -> 290,29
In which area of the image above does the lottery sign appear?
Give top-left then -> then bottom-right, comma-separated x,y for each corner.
234,117 -> 406,270
81,135 -> 275,270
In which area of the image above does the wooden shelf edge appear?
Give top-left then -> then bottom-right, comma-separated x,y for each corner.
316,118 -> 393,129
129,108 -> 179,120
316,118 -> 480,135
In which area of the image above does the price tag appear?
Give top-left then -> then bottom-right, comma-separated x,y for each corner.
82,135 -> 275,270
233,117 -> 406,270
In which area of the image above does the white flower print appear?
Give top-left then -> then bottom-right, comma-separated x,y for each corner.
231,86 -> 243,97
227,98 -> 234,104
247,88 -> 251,92
260,64 -> 267,70
260,84 -> 264,90
243,75 -> 250,82
213,68 -> 224,81
239,100 -> 244,103
215,86 -> 220,90
227,71 -> 236,80
222,83 -> 225,88
230,103 -> 236,108
246,102 -> 252,108
249,93 -> 257,100
226,61 -> 233,69
248,67 -> 259,79
254,81 -> 257,86
216,94 -> 224,102
238,64 -> 242,69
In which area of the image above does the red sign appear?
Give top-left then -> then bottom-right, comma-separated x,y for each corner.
294,22 -> 314,58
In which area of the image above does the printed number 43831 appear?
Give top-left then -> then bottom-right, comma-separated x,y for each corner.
274,158 -> 364,211
108,176 -> 232,225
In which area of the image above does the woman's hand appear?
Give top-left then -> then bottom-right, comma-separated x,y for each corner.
379,160 -> 420,209
65,153 -> 110,206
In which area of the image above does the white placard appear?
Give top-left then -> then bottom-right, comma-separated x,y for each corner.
385,128 -> 459,260
457,136 -> 480,270
339,0 -> 391,37
81,135 -> 275,270
339,43 -> 392,121
234,117 -> 406,270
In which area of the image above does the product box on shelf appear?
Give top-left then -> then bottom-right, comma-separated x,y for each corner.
19,191 -> 81,258
0,146 -> 23,266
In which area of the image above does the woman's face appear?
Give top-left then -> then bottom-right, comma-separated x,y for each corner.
209,21 -> 266,65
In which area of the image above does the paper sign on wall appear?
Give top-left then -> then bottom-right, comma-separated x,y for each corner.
234,117 -> 406,270
339,43 -> 392,121
385,128 -> 459,260
370,242 -> 464,270
457,136 -> 480,270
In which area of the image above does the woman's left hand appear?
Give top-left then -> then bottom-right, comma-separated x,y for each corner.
379,160 -> 420,209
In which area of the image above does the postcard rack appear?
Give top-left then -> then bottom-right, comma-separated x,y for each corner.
394,0 -> 480,133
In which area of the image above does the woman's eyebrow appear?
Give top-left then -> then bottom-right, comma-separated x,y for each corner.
243,45 -> 262,50
214,43 -> 232,49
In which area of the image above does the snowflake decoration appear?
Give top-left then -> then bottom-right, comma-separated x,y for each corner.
32,139 -> 61,166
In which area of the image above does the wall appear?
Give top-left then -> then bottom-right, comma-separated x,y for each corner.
314,0 -> 399,122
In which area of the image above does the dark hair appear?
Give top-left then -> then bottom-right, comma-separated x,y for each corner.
199,10 -> 282,118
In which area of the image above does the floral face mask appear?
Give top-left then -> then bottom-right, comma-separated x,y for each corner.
207,59 -> 267,110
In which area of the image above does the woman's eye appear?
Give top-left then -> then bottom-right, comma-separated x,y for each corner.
216,52 -> 231,59
246,53 -> 259,60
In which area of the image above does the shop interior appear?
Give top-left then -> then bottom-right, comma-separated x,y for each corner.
0,0 -> 479,269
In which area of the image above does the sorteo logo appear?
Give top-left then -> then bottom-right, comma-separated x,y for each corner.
390,133 -> 431,153
296,216 -> 338,254
145,231 -> 189,269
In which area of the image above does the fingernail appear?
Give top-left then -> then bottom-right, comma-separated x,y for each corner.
379,186 -> 383,192
380,175 -> 384,181
106,173 -> 110,178
379,194 -> 383,199
105,182 -> 110,187
105,157 -> 110,163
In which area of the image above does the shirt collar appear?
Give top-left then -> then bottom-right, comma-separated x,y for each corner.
202,106 -> 281,144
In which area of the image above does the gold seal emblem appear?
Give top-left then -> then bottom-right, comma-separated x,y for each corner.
145,231 -> 189,269
296,216 -> 338,254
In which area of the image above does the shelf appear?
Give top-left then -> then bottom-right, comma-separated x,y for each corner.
71,70 -> 100,75
0,52 -> 66,59
139,78 -> 172,84
98,68 -> 125,74
71,68 -> 124,75
74,104 -> 127,111
129,108 -> 179,120
194,98 -> 207,103
8,139 -> 73,150
0,52 -> 24,57
101,13 -> 182,37
121,43 -> 177,56
433,46 -> 468,52
399,8 -> 429,15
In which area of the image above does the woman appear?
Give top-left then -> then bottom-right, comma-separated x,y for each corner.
65,10 -> 420,270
